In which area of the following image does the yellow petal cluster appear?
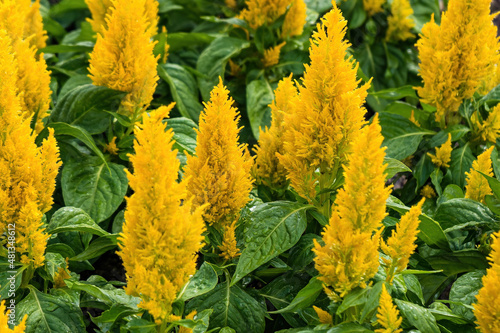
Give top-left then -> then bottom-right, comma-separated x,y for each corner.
278,4 -> 369,203
104,137 -> 119,155
0,30 -> 61,269
465,146 -> 494,204
415,0 -> 500,126
282,0 -> 307,38
184,78 -> 254,228
118,104 -> 206,323
427,133 -> 452,168
53,258 -> 71,288
313,116 -> 391,297
85,0 -> 158,36
472,104 -> 500,144
474,231 -> 500,333
253,75 -> 296,190
218,221 -> 240,260
88,0 -> 159,118
381,199 -> 424,284
385,0 -> 415,42
478,64 -> 500,96
420,185 -> 436,198
363,0 -> 385,16
375,285 -> 403,333
240,0 -> 305,34
313,306 -> 333,325
0,0 -> 47,50
262,42 -> 286,67
0,300 -> 27,332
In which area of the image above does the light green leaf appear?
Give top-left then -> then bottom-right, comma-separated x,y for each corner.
246,79 -> 274,139
394,299 -> 440,333
178,262 -> 218,302
47,207 -> 108,236
450,143 -> 474,188
384,157 -> 411,179
449,270 -> 484,321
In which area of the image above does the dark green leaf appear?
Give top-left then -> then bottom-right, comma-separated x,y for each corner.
165,117 -> 198,155
247,79 -> 274,139
450,143 -> 474,188
369,85 -> 418,100
41,43 -> 94,54
434,198 -> 497,230
70,235 -> 118,261
271,277 -> 323,314
449,270 -> 484,321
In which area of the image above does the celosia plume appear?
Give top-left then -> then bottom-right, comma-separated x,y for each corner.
313,306 -> 333,325
375,284 -> 403,333
262,42 -> 286,67
0,300 -> 27,332
253,75 -> 296,190
313,116 -> 391,297
472,104 -> 500,144
474,230 -> 500,333
385,0 -> 415,42
415,0 -> 500,127
465,146 -> 495,204
420,185 -> 436,198
381,199 -> 424,284
363,0 -> 385,16
427,133 -> 452,168
184,78 -> 253,228
278,4 -> 369,204
118,104 -> 206,323
88,0 -> 159,118
218,220 -> 240,260
282,0 -> 307,38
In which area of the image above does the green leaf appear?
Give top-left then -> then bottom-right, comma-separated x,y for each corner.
449,270 -> 484,322
384,157 -> 411,179
49,0 -> 87,17
158,64 -> 203,122
359,281 -> 383,322
49,84 -> 125,135
428,125 -> 470,148
70,235 -> 118,261
271,277 -> 323,314
327,323 -> 374,333
450,143 -> 474,188
414,154 -> 434,189
44,252 -> 68,281
61,156 -> 128,223
231,201 -> 309,285
246,79 -> 274,139
196,37 -> 250,100
178,262 -> 218,302
428,302 -> 469,324
434,198 -> 497,230
165,117 -> 198,155
369,85 -> 418,100
91,303 -> 140,325
16,286 -> 86,332
477,170 -> 500,200
394,299 -> 440,333
337,287 -> 370,315
0,266 -> 24,300
186,283 -> 266,333
167,32 -> 215,51
41,43 -> 94,54
479,83 -> 500,106
437,185 -> 464,206
425,250 -> 489,276
47,207 -> 108,236
58,75 -> 93,99
379,112 -> 435,160
287,234 -> 322,271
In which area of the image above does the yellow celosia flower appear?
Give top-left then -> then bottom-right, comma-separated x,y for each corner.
278,4 -> 370,205
53,258 -> 71,288
363,0 -> 385,16
85,0 -> 158,36
118,104 -> 206,323
472,104 -> 500,144
385,0 -> 415,42
178,311 -> 197,333
219,220 -> 240,260
415,0 -> 500,127
409,110 -> 420,127
465,146 -> 495,204
88,0 -> 159,119
282,0 -> 307,38
0,30 -> 61,269
0,300 -> 27,332
228,59 -> 241,76
0,0 -> 47,50
225,0 -> 237,9
427,133 -> 452,168
474,230 -> 500,333
478,64 -> 500,96
161,26 -> 170,64
253,75 -> 297,189
104,137 -> 119,155
313,306 -> 333,325
184,78 -> 254,227
313,116 -> 391,297
375,284 -> 403,333
381,199 -> 424,284
420,185 -> 436,198
262,42 -> 286,67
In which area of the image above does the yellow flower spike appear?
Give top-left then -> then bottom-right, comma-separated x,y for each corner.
184,78 -> 254,228
240,0 -> 297,30
381,199 -> 424,284
313,306 -> 333,325
53,258 -> 71,288
409,110 -> 420,127
385,0 -> 415,42
278,4 -> 370,204
427,133 -> 452,168
473,105 -> 500,144
219,220 -> 241,260
85,0 -> 158,36
0,300 -> 28,332
363,0 -> 385,16
465,146 -> 495,204
225,0 -> 237,10
118,103 -> 206,323
104,137 -> 119,155
179,311 -> 198,333
262,42 -> 286,67
420,185 -> 436,199
282,0 -> 307,38
375,284 -> 403,333
474,231 -> 500,333
253,75 -> 297,189
478,64 -> 500,96
88,0 -> 159,118
415,0 -> 500,127
313,116 -> 391,297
